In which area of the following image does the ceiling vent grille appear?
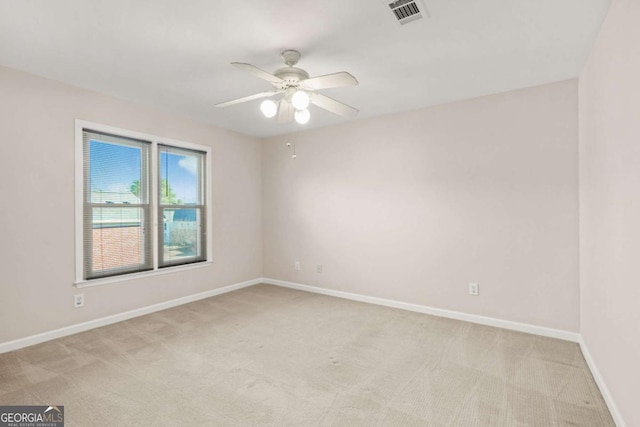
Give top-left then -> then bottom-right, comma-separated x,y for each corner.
387,0 -> 427,25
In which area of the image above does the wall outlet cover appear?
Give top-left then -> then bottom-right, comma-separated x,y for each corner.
74,293 -> 85,308
469,283 -> 479,296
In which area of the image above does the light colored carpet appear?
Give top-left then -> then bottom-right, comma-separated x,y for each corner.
0,284 -> 614,426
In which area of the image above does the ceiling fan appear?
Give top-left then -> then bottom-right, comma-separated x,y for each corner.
215,50 -> 359,125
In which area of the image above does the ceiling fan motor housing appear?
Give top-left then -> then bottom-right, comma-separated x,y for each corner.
273,67 -> 309,88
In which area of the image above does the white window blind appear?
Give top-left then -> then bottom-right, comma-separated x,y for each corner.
83,130 -> 152,279
158,145 -> 207,267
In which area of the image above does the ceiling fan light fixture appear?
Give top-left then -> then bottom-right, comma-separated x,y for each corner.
217,50 -> 359,125
294,108 -> 310,125
260,99 -> 278,118
291,90 -> 310,110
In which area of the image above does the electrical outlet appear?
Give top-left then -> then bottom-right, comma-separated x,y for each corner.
74,293 -> 85,308
316,264 -> 323,273
469,283 -> 479,296
294,261 -> 301,271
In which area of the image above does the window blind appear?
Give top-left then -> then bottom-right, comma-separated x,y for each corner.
157,144 -> 206,267
82,130 -> 152,279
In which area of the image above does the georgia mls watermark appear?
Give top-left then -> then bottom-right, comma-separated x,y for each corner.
0,406 -> 64,427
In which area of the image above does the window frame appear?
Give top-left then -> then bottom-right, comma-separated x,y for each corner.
157,144 -> 207,268
74,120 -> 213,288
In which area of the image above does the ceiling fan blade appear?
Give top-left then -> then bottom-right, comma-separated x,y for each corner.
214,91 -> 277,107
301,72 -> 358,90
277,100 -> 294,124
231,62 -> 283,84
309,93 -> 359,118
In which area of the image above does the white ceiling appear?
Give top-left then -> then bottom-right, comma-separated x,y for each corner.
0,0 -> 610,138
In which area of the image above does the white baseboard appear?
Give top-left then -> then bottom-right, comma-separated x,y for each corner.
0,276 -> 623,425
263,279 -> 630,422
579,337 -> 626,427
0,276 -> 580,350
0,278 -> 262,354
265,278 -> 623,424
262,278 -> 581,342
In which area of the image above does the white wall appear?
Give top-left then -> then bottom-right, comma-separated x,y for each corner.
0,66 -> 582,344
579,1 -> 640,425
0,66 -> 262,343
263,80 -> 580,332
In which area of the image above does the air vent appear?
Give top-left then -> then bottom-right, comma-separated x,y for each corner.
387,0 -> 428,25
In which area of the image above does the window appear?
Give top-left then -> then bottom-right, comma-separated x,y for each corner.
158,145 -> 206,267
82,131 -> 152,279
75,121 -> 211,284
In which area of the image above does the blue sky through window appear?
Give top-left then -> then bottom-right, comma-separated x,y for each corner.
160,151 -> 199,204
90,140 -> 141,196
90,140 -> 199,204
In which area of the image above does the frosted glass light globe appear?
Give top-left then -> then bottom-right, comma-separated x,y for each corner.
294,109 -> 310,124
291,90 -> 310,110
260,99 -> 277,118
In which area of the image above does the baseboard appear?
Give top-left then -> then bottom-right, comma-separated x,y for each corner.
0,278 -> 262,354
1,277 -> 622,425
262,278 -> 581,342
579,337 -> 626,427
262,279 -> 630,420
0,276 -> 580,351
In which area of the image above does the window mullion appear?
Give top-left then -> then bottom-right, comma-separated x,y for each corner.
151,141 -> 159,270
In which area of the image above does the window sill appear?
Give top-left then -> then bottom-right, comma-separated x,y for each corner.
74,261 -> 212,288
